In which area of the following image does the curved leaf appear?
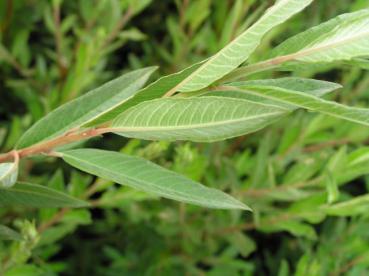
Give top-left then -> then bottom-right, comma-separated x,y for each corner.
210,78 -> 341,109
230,83 -> 369,127
61,149 -> 250,210
270,9 -> 369,63
112,96 -> 287,142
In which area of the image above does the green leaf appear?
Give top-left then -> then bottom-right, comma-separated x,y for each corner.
61,149 -> 250,210
112,96 -> 287,142
211,78 -> 341,109
0,182 -> 89,208
17,67 -> 157,149
270,9 -> 369,64
176,0 -> 313,92
229,82 -> 369,127
323,194 -> 369,216
325,172 -> 339,204
0,161 -> 18,188
0,225 -> 22,241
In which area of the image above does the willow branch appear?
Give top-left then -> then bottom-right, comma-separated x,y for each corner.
0,127 -> 113,163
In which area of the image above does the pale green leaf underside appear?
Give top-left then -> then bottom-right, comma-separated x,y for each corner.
0,162 -> 18,188
112,96 -> 287,142
0,225 -> 22,241
177,0 -> 313,92
0,182 -> 88,208
271,9 -> 369,63
61,149 -> 249,210
217,78 -> 342,109
17,67 -> 157,149
230,83 -> 369,127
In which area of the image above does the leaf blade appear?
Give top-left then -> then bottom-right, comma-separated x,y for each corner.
230,82 -> 369,127
211,78 -> 341,109
61,149 -> 250,210
270,9 -> 369,64
177,0 -> 313,92
112,96 -> 287,142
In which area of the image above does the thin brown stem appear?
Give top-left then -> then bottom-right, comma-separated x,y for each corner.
37,208 -> 69,233
103,8 -> 133,48
53,2 -> 67,81
243,176 -> 323,197
0,127 -> 112,163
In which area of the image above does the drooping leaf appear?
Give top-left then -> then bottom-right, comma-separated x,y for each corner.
112,96 -> 287,142
0,182 -> 89,208
229,83 -> 369,127
0,161 -> 18,188
0,225 -> 22,241
175,0 -> 313,92
17,67 -> 157,149
61,149 -> 250,210
270,9 -> 369,64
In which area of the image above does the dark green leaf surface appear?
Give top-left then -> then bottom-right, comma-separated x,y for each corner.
61,149 -> 250,210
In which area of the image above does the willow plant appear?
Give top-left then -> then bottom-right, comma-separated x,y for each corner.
1,0 -> 369,232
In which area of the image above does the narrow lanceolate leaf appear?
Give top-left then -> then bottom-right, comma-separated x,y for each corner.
0,225 -> 22,241
61,149 -> 250,210
112,97 -> 287,142
0,182 -> 88,208
270,9 -> 369,63
0,161 -> 18,188
17,67 -> 157,149
208,78 -> 341,109
176,0 -> 313,92
229,83 -> 369,127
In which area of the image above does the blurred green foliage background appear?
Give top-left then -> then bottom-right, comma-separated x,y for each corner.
2,0 -> 369,275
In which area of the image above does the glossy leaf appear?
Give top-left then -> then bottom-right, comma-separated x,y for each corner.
0,182 -> 89,208
61,149 -> 250,210
17,67 -> 157,149
112,96 -> 287,142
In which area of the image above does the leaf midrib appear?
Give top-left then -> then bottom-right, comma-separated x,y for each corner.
113,111 -> 286,132
292,29 -> 369,60
233,86 -> 369,127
